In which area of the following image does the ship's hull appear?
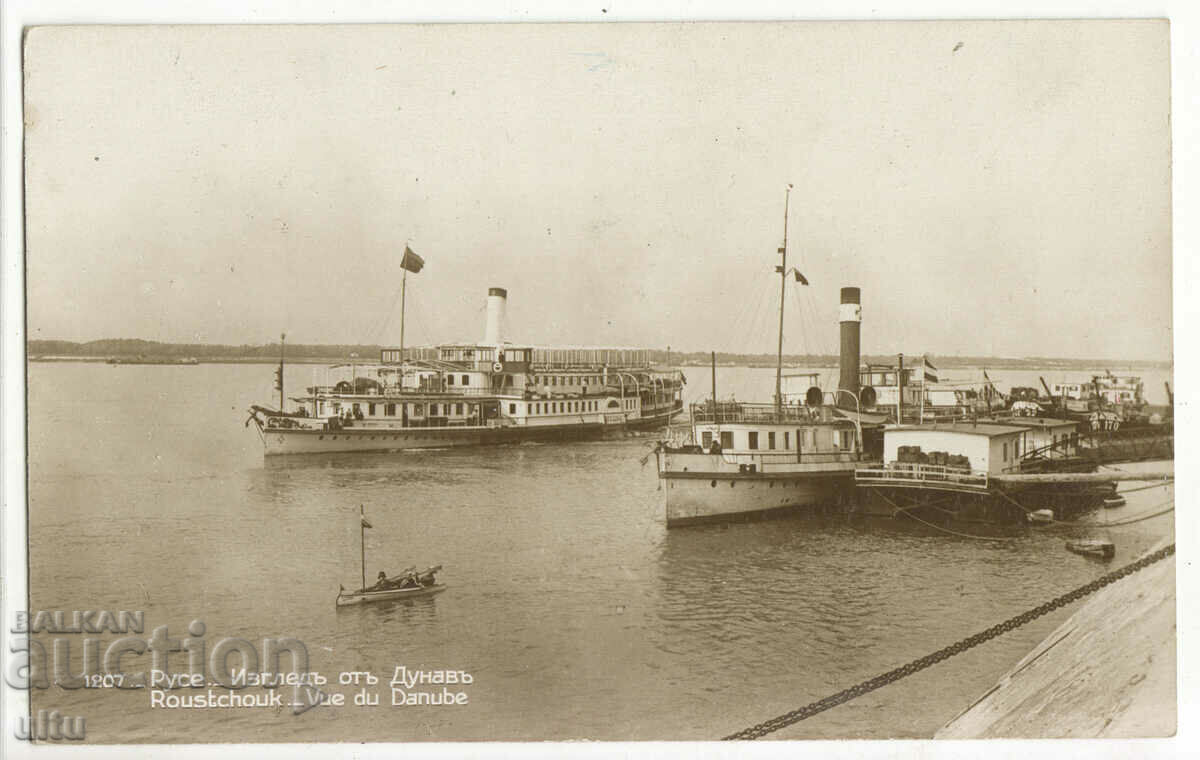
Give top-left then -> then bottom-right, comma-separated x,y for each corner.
258,408 -> 679,456
657,451 -> 857,527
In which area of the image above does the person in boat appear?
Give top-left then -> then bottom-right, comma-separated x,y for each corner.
399,569 -> 421,589
368,570 -> 390,591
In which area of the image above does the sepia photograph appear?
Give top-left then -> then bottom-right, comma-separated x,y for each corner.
2,6 -> 1191,758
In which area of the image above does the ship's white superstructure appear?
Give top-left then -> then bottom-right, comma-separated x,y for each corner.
248,287 -> 683,455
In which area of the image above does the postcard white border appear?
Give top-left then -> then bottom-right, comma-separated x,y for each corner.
2,2 -> 1195,759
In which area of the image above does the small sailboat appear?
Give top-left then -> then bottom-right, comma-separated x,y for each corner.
336,506 -> 446,607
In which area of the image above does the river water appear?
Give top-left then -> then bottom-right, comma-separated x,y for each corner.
26,361 -> 1173,742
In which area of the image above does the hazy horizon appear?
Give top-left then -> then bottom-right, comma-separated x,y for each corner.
23,22 -> 1173,361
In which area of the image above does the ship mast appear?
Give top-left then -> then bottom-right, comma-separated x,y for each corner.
774,184 -> 793,414
399,268 -> 408,364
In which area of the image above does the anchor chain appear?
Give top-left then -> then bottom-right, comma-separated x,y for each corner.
723,543 -> 1175,740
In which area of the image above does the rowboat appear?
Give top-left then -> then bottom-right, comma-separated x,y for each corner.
1066,539 -> 1115,559
336,583 -> 447,607
338,505 -> 447,607
1027,509 -> 1055,525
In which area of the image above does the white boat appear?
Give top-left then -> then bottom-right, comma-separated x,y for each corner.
247,279 -> 684,456
654,186 -> 865,527
336,583 -> 447,607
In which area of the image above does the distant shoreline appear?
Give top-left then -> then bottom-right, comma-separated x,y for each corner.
26,354 -> 1172,372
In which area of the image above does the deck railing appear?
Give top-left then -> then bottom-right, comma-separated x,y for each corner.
855,463 -> 990,490
689,401 -> 840,426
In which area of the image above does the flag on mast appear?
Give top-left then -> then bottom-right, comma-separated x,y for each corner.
400,245 -> 425,274
923,355 -> 938,384
361,516 -> 373,529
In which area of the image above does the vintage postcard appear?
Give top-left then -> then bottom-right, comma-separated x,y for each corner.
3,14 -> 1185,758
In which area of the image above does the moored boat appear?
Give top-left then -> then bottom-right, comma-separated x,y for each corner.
1065,539 -> 1115,559
655,187 -> 867,527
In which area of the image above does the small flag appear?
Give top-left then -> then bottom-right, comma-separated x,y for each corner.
400,245 -> 425,273
794,271 -> 808,285
923,355 -> 938,383
361,517 -> 373,529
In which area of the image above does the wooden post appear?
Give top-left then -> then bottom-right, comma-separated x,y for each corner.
711,351 -> 717,409
279,333 -> 286,411
399,268 -> 408,363
360,505 -> 367,591
897,353 -> 904,424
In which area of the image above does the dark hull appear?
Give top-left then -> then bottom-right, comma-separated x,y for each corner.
259,407 -> 680,455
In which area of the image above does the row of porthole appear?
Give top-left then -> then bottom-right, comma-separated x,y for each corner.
319,435 -> 415,441
709,480 -> 804,488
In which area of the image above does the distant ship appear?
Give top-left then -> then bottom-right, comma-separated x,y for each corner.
107,355 -> 199,365
247,274 -> 684,456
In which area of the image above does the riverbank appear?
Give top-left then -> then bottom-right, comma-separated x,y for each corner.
936,539 -> 1176,738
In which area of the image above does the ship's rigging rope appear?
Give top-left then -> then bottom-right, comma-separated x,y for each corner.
870,488 -> 1013,542
991,485 -> 1174,529
1010,479 -> 1172,497
722,542 -> 1176,740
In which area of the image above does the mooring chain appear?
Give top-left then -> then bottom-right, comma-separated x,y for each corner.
723,543 -> 1175,740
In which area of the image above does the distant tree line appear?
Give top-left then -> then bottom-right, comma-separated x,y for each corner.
26,338 -> 1171,370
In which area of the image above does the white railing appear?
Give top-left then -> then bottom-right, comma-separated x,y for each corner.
855,463 -> 989,489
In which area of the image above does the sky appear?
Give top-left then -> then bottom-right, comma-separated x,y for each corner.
22,20 -> 1172,360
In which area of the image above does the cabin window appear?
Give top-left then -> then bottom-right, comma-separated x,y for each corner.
430,403 -> 439,416
368,403 -> 376,415
455,403 -> 463,415
461,375 -> 469,386
447,375 -> 454,385
1003,442 -> 1009,461
702,431 -> 713,447
509,403 -> 517,415
840,430 -> 854,450
352,403 -> 361,415
767,432 -> 776,449
385,403 -> 395,416
784,431 -> 790,449
720,431 -> 733,449
748,432 -> 759,450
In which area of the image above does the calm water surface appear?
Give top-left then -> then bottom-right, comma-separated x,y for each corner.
27,362 -> 1174,741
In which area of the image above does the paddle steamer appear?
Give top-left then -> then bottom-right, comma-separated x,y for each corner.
247,285 -> 683,456
654,186 -> 867,526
